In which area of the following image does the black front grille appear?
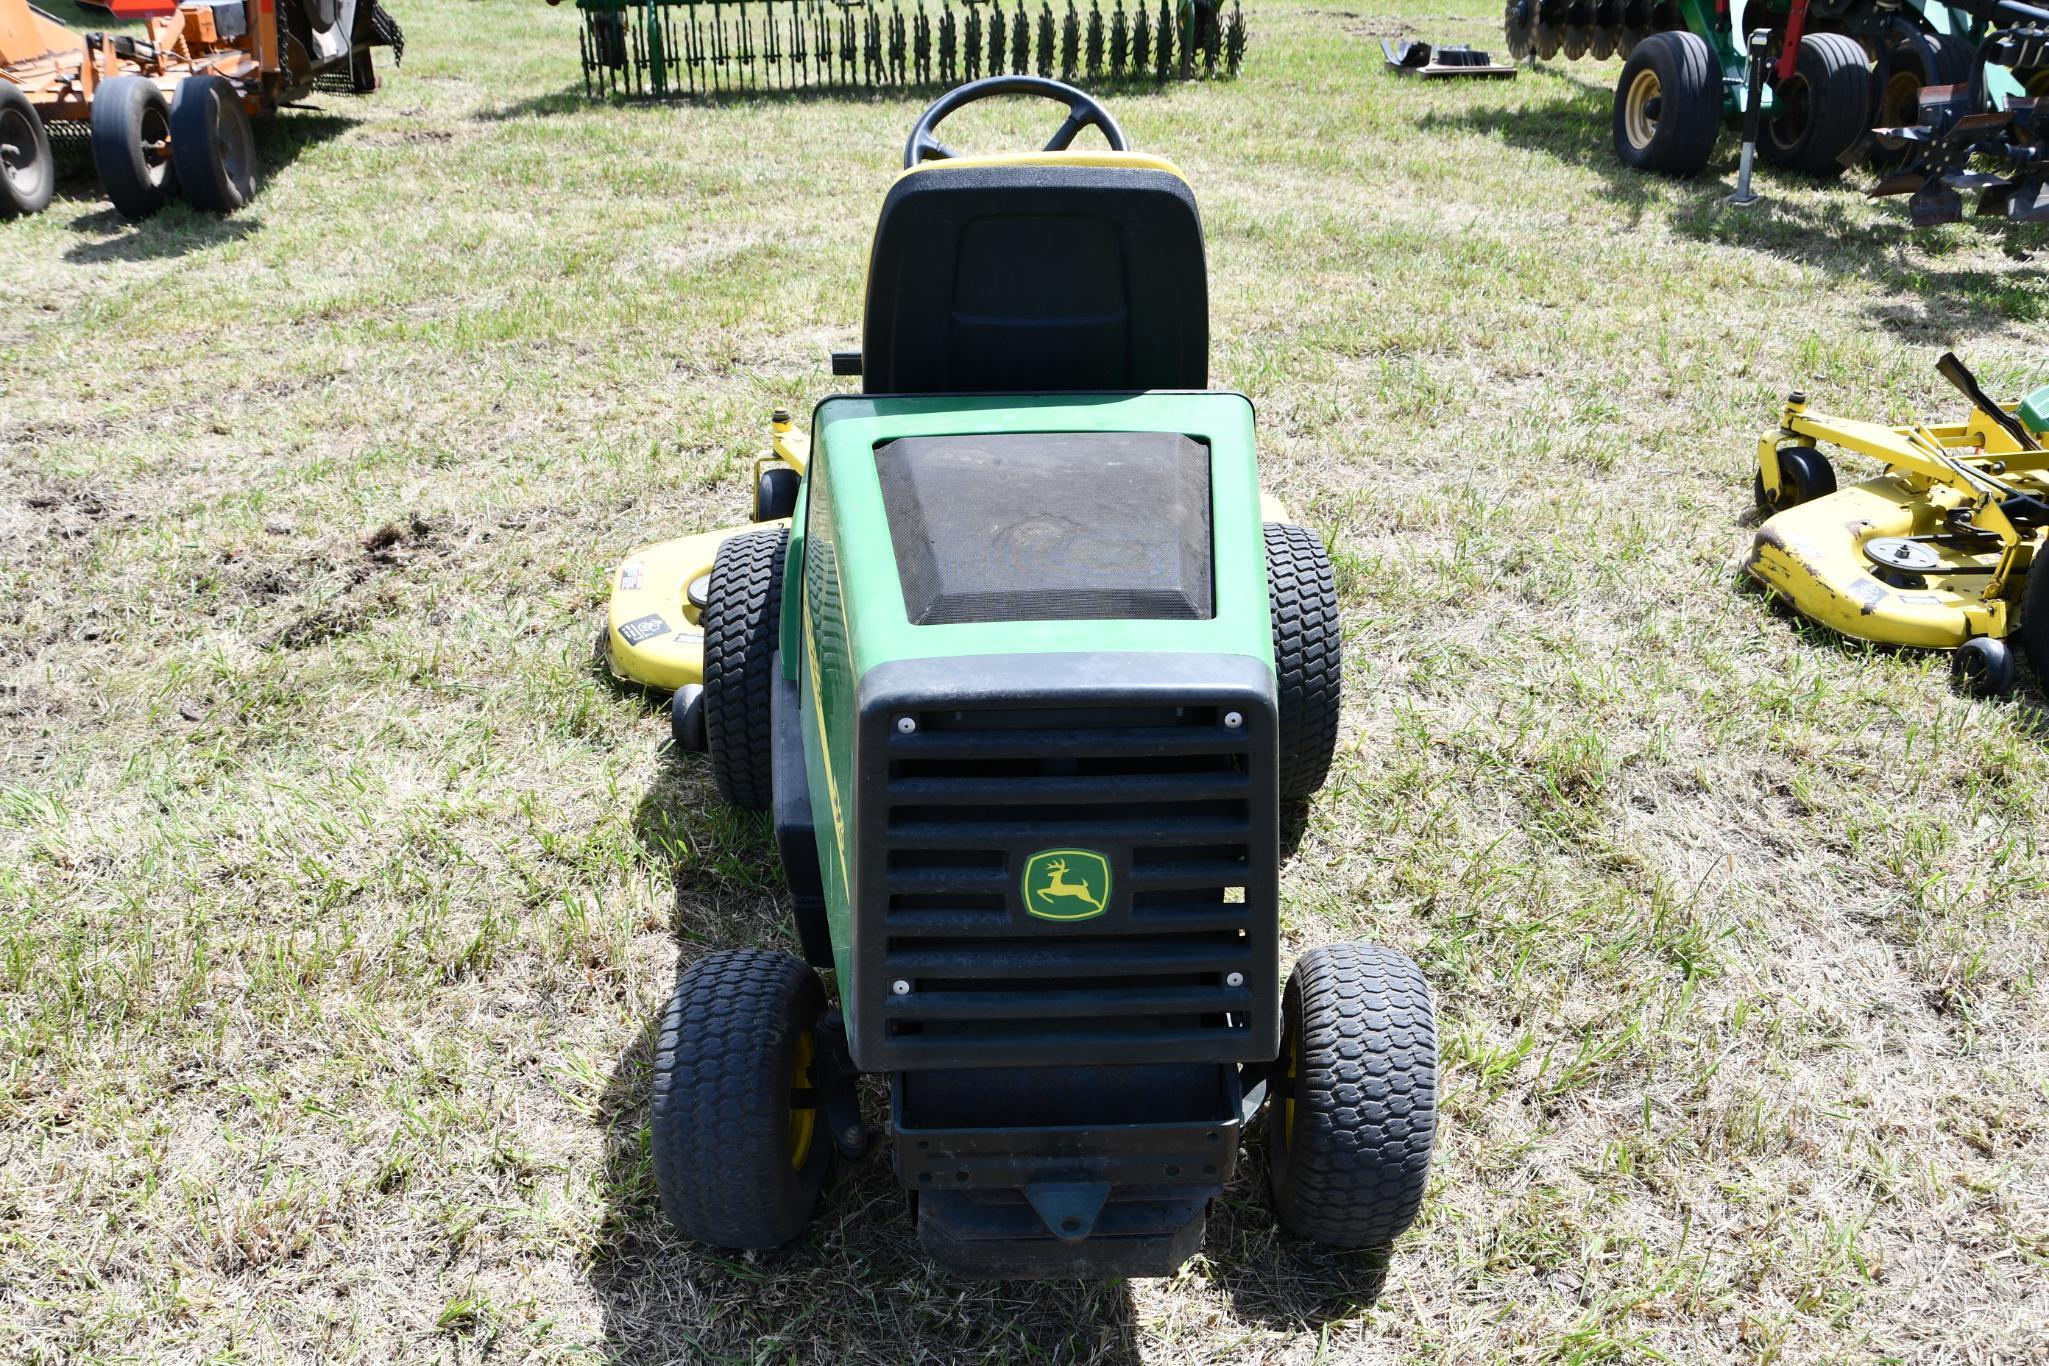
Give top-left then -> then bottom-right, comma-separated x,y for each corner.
851,692 -> 1280,1070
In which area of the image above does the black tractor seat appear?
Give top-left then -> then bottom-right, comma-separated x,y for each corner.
860,153 -> 1210,395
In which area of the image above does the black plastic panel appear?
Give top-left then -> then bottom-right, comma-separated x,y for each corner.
861,164 -> 1208,395
875,431 -> 1213,625
846,652 -> 1281,1072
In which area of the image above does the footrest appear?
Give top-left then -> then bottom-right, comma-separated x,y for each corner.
890,1062 -> 1242,1277
917,1187 -> 1209,1279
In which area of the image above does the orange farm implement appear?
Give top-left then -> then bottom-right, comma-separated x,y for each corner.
1,0 -> 402,219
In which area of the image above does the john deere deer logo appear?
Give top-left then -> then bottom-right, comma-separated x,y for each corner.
1023,849 -> 1110,921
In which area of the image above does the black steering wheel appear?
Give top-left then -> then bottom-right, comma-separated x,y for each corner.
903,76 -> 1130,169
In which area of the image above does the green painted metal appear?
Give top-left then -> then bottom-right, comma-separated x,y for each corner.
569,0 -> 1247,98
779,480 -> 807,681
792,390 -> 1273,996
2020,383 -> 2049,435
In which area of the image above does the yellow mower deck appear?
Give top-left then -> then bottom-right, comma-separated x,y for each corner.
1746,367 -> 2049,691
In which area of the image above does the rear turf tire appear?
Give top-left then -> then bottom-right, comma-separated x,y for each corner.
2016,556 -> 2049,684
650,948 -> 832,1248
1760,33 -> 1872,179
91,75 -> 177,219
1265,523 -> 1342,803
702,527 -> 787,811
1612,31 -> 1720,178
1268,943 -> 1437,1250
0,83 -> 55,219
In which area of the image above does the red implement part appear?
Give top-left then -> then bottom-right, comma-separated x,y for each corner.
105,0 -> 178,14
1777,0 -> 1810,80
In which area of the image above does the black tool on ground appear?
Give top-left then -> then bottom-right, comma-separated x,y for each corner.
1380,38 -> 1516,78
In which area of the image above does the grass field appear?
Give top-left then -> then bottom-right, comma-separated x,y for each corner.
5,0 -> 2049,1360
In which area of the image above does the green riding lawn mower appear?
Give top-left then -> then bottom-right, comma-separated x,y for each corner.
606,77 -> 1438,1278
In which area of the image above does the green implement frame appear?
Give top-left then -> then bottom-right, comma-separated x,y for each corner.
1501,0 -> 2047,208
560,0 -> 1247,97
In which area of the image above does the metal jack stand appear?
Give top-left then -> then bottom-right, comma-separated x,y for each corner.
1725,29 -> 1771,206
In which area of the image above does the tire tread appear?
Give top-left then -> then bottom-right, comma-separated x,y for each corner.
1269,943 -> 1437,1249
703,528 -> 787,810
649,947 -> 829,1248
1265,522 -> 1342,803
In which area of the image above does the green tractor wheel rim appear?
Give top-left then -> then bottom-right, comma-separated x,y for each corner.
1624,68 -> 1661,150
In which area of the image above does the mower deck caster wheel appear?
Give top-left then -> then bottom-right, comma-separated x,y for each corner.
1952,637 -> 2016,697
1755,446 -> 1836,514
1267,943 -> 1437,1250
670,684 -> 706,751
91,75 -> 178,219
170,75 -> 257,214
756,466 -> 800,522
651,948 -> 833,1248
0,83 -> 54,219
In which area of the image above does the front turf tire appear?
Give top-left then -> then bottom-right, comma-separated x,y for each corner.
1268,943 -> 1437,1251
702,527 -> 787,811
650,948 -> 832,1249
1265,522 -> 1342,803
1612,31 -> 1720,178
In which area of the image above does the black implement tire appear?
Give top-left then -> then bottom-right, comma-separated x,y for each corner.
1266,523 -> 1342,803
2017,553 -> 2049,684
91,76 -> 177,219
1760,33 -> 1871,179
1952,636 -> 2017,697
0,82 -> 54,219
703,527 -> 787,811
1612,31 -> 1720,177
670,683 -> 706,752
756,465 -> 800,522
1267,943 -> 1437,1250
170,76 -> 256,214
650,949 -> 832,1249
1753,446 -> 1836,514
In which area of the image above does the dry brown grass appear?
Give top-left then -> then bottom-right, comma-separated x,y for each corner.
4,0 -> 2049,1360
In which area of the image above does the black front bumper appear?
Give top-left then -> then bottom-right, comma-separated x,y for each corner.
893,1060 -> 1242,1278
